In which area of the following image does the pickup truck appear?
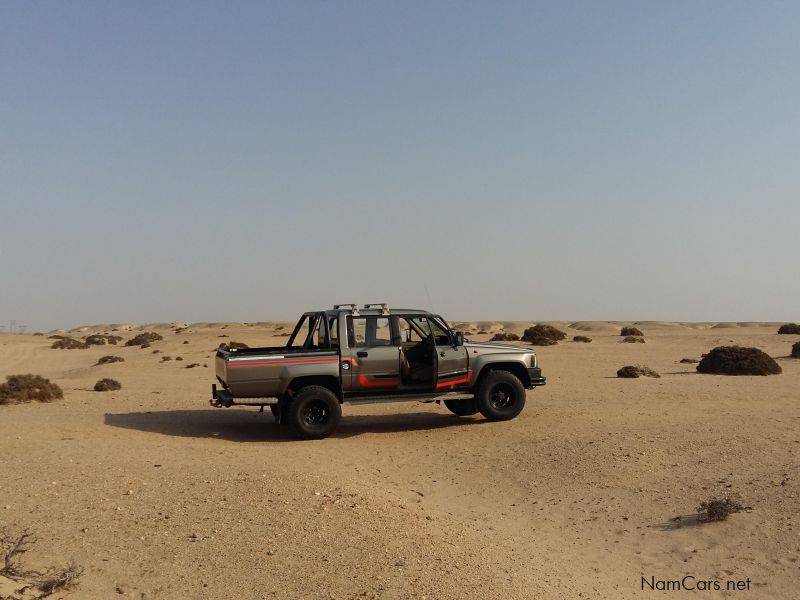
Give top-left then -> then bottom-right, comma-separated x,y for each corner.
212,304 -> 545,439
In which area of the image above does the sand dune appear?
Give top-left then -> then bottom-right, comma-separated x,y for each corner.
1,322 -> 798,598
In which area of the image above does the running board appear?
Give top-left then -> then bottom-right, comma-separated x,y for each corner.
344,392 -> 474,406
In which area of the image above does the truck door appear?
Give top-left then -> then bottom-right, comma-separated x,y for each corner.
344,315 -> 401,392
429,316 -> 470,390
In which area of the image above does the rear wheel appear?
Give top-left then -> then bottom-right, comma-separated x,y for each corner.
444,398 -> 478,416
476,371 -> 526,421
285,386 -> 341,440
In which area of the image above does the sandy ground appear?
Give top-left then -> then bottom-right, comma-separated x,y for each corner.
0,321 -> 798,599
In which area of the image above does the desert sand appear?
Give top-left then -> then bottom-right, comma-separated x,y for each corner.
1,321 -> 798,599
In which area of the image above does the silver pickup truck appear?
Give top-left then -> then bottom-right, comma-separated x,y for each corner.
212,304 -> 545,439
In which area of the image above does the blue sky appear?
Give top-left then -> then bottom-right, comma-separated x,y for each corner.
1,1 -> 798,330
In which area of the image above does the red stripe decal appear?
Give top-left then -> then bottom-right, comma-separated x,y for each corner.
228,357 -> 339,368
358,375 -> 399,388
436,370 -> 472,389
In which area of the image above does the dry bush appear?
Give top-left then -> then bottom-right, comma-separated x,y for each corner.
697,346 -> 781,376
185,363 -> 200,369
50,337 -> 88,350
680,358 -> 699,364
521,325 -> 566,346
792,341 -> 800,358
0,528 -> 83,598
490,332 -> 520,342
175,356 -> 183,361
621,336 -> 645,343
218,341 -> 249,350
0,375 -> 63,405
697,497 -> 745,522
182,340 -> 189,344
573,335 -> 592,343
620,327 -> 644,337
33,332 -> 44,337
84,334 -> 122,346
47,335 -> 66,340
778,323 -> 800,335
125,332 -> 163,347
616,365 -> 660,378
94,378 -> 121,392
96,355 -> 124,365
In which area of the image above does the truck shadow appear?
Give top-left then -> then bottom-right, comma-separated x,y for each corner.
104,409 -> 486,442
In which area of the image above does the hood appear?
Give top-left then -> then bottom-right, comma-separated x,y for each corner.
463,340 -> 533,354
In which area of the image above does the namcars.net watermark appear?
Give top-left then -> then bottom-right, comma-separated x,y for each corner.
642,575 -> 752,592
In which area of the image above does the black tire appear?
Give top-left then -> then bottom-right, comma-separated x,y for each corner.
444,398 -> 478,416
476,371 -> 526,421
285,386 -> 341,440
269,404 -> 280,421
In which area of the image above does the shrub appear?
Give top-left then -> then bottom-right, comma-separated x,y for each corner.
51,337 -> 88,350
778,323 -> 800,335
616,365 -> 660,378
125,332 -> 163,347
573,335 -> 592,343
0,374 -> 64,405
490,332 -> 520,342
621,336 -> 645,343
85,334 -> 123,346
697,346 -> 781,376
96,355 -> 124,365
160,356 -> 172,362
697,497 -> 745,522
620,327 -> 644,337
792,341 -> 800,358
521,325 -> 566,346
183,340 -> 189,344
175,356 -> 183,361
0,528 -> 83,596
185,363 -> 200,369
94,378 -> 121,392
218,341 -> 249,350
680,358 -> 699,364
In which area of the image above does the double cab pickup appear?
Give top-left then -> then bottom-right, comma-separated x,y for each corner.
212,304 -> 546,439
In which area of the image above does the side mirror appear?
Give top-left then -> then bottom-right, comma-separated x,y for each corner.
452,331 -> 465,347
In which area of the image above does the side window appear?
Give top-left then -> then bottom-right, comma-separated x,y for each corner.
348,317 -> 391,347
397,316 -> 426,343
328,317 -> 339,348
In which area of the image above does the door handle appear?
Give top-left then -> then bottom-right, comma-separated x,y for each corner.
357,351 -> 369,358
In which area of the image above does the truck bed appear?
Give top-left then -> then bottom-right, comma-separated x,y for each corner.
215,346 -> 340,398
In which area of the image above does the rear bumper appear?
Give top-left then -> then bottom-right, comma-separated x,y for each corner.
527,367 -> 546,388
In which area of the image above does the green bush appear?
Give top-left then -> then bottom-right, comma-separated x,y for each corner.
620,327 -> 643,337
51,337 -> 88,350
697,346 -> 781,376
125,332 -> 163,347
94,378 -> 121,392
616,365 -> 660,378
0,374 -> 63,405
96,355 -> 124,365
521,325 -> 566,346
778,323 -> 800,335
490,332 -> 519,342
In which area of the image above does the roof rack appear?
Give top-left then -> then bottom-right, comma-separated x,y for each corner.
333,303 -> 359,315
363,303 -> 390,315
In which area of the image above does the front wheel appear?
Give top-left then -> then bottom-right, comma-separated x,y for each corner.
476,371 -> 526,421
444,398 -> 478,416
285,386 -> 341,440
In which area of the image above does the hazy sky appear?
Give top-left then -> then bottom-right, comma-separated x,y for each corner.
1,1 -> 799,331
